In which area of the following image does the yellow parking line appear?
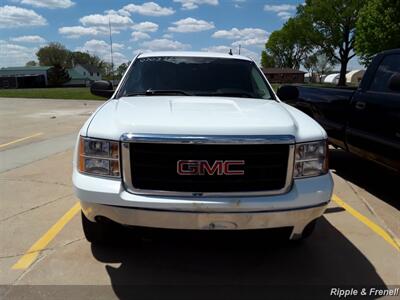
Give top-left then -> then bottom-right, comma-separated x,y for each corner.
11,193 -> 399,270
332,194 -> 400,252
12,202 -> 81,270
0,132 -> 43,149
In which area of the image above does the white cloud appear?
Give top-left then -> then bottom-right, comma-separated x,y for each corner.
263,4 -> 296,12
121,2 -> 175,16
139,39 -> 190,51
168,18 -> 214,33
264,4 -> 296,20
173,0 -> 218,10
233,0 -> 245,7
162,33 -> 173,39
201,45 -> 230,53
0,5 -> 47,28
80,13 -> 133,29
131,21 -> 159,32
201,45 -> 260,63
0,40 -> 37,67
76,39 -> 127,65
10,35 -> 46,43
131,31 -> 151,41
19,0 -> 74,9
277,11 -> 292,20
212,27 -> 268,47
58,26 -> 109,38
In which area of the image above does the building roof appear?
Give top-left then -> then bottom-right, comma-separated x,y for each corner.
138,51 -> 253,61
0,66 -> 52,71
261,68 -> 305,74
346,69 -> 365,77
67,68 -> 89,80
77,64 -> 100,73
324,73 -> 340,83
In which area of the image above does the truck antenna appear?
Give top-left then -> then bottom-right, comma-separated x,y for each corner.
108,17 -> 114,84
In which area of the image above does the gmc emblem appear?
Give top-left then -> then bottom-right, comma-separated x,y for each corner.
177,160 -> 245,176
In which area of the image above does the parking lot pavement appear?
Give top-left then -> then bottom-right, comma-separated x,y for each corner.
0,99 -> 399,299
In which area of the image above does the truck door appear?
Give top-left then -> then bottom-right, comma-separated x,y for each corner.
347,53 -> 400,171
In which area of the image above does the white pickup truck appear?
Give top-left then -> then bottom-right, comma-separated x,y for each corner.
73,51 -> 333,244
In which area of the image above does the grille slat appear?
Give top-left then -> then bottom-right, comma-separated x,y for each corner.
129,143 -> 289,193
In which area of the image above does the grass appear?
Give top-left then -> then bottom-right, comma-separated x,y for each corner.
0,83 -> 357,100
271,82 -> 358,92
0,87 -> 105,100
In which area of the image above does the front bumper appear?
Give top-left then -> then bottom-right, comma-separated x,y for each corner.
81,201 -> 328,239
73,170 -> 333,238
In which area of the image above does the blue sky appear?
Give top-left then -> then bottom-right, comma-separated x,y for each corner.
0,0 -> 361,69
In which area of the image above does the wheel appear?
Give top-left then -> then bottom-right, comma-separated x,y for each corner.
300,219 -> 317,240
81,211 -> 112,244
290,219 -> 317,244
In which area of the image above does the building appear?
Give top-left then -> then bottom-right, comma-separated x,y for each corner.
64,64 -> 102,87
0,66 -> 51,88
324,73 -> 340,84
261,68 -> 305,84
0,64 -> 101,88
346,69 -> 365,85
72,64 -> 101,82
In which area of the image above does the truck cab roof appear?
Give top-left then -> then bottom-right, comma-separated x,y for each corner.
137,51 -> 253,62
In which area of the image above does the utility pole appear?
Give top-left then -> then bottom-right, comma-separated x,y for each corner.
108,17 -> 114,84
239,44 -> 241,55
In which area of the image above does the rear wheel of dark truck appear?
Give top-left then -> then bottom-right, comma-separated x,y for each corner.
81,211 -> 113,244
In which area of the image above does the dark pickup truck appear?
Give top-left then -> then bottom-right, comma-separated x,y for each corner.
278,49 -> 400,172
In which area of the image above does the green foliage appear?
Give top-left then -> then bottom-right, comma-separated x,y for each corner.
261,51 -> 277,68
314,53 -> 336,77
264,16 -> 313,69
47,64 -> 71,86
35,43 -> 124,78
36,42 -> 70,67
302,54 -> 318,73
355,0 -> 400,66
25,60 -> 37,67
116,62 -> 130,78
0,88 -> 103,100
68,51 -> 103,68
298,0 -> 365,85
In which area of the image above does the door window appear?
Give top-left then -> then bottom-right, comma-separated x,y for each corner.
369,54 -> 400,93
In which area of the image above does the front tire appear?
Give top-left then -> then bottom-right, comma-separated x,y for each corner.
81,211 -> 111,244
299,219 -> 317,240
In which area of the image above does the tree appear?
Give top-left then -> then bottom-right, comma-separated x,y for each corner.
68,51 -> 104,68
355,0 -> 400,66
261,51 -> 277,68
298,0 -> 365,86
302,54 -> 318,81
116,62 -> 130,78
25,61 -> 37,67
264,16 -> 313,69
36,42 -> 70,67
47,64 -> 71,86
314,53 -> 336,82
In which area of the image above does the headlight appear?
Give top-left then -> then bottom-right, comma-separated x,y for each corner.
293,140 -> 328,178
78,137 -> 120,177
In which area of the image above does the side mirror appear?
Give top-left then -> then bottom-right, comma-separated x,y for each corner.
277,85 -> 299,102
90,80 -> 114,98
388,73 -> 400,92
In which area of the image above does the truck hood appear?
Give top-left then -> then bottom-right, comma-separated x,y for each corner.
86,96 -> 326,142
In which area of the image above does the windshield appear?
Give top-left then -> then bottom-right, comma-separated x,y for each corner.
118,56 -> 274,100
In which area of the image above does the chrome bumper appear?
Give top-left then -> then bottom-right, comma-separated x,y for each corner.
80,201 -> 328,239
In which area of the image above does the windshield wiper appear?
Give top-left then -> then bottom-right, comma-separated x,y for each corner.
125,89 -> 192,97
